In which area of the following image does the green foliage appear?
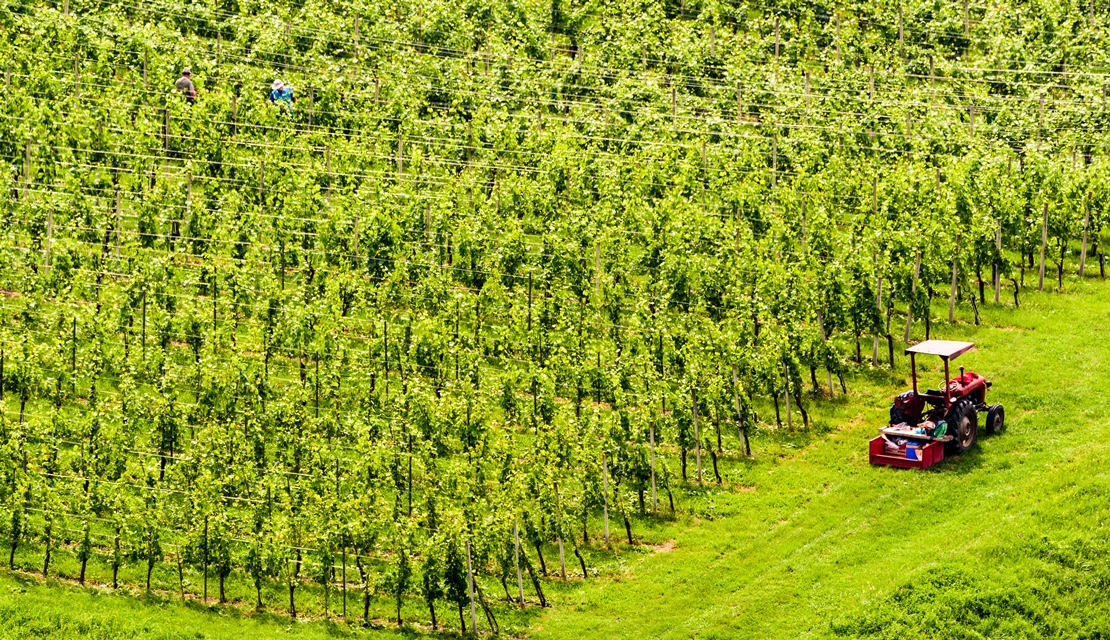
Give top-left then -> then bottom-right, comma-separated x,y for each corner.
0,0 -> 1106,635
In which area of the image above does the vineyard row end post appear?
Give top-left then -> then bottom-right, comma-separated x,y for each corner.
601,451 -> 610,545
514,516 -> 524,606
649,419 -> 658,512
692,387 -> 702,484
782,362 -> 792,430
904,253 -> 921,342
994,219 -> 1002,303
949,233 -> 960,322
466,540 -> 478,632
1080,197 -> 1090,277
1039,203 -> 1048,291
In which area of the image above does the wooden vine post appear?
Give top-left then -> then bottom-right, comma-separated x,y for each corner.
816,308 -> 834,395
601,451 -> 610,544
1038,96 -> 1044,139
114,190 -> 122,265
465,540 -> 478,631
898,5 -> 905,60
396,132 -> 403,180
1080,194 -> 1090,277
782,361 -> 792,429
904,252 -> 921,342
555,482 -> 566,580
649,416 -> 658,512
873,276 -> 883,366
594,240 -> 601,301
23,136 -> 30,199
771,129 -> 778,187
1038,203 -> 1048,291
44,208 -> 53,274
71,318 -> 76,385
202,516 -> 209,603
993,219 -> 1002,302
466,120 -> 473,166
185,171 -> 192,234
514,516 -> 524,606
691,387 -> 702,484
213,264 -> 219,339
736,81 -> 742,123
731,365 -> 752,456
341,541 -> 347,620
350,216 -> 359,265
774,17 -> 780,78
949,233 -> 960,322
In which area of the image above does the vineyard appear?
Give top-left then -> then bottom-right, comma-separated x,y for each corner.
1,0 -> 1109,637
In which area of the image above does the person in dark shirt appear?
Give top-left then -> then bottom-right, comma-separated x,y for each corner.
175,67 -> 196,104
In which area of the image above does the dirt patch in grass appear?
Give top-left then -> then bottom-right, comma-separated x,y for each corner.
647,540 -> 677,553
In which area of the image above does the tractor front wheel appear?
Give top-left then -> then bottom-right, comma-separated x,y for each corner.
986,404 -> 1005,434
947,399 -> 978,454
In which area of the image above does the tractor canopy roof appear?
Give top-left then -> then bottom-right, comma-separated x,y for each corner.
903,340 -> 975,361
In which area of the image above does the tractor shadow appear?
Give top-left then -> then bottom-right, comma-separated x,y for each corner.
934,438 -> 994,474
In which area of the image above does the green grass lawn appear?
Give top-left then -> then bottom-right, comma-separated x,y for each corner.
4,278 -> 1110,639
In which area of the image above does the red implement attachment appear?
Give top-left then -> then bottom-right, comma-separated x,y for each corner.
869,436 -> 945,470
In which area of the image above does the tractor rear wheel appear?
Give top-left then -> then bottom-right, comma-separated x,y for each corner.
946,399 -> 978,454
986,404 -> 1005,434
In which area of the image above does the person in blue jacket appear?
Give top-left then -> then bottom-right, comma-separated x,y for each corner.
269,79 -> 295,112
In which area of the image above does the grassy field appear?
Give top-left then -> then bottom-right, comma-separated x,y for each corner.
3,277 -> 1109,639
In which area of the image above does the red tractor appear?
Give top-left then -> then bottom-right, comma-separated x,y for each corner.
888,340 -> 1004,454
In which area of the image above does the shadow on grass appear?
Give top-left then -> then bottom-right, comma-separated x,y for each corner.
940,439 -> 995,474
852,365 -> 913,389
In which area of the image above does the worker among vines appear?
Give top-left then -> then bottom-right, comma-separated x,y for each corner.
269,79 -> 295,113
175,67 -> 197,104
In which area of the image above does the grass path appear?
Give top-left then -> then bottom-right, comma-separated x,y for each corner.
3,280 -> 1109,638
532,279 -> 1110,639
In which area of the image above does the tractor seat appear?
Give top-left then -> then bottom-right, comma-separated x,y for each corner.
920,390 -> 946,403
